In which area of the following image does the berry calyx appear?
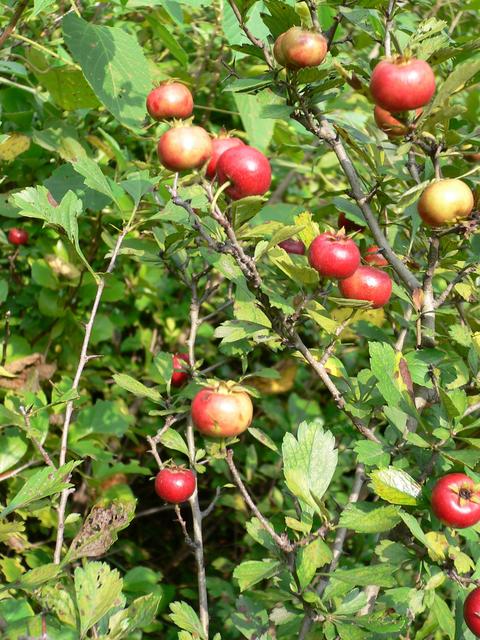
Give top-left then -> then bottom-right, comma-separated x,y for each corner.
431,473 -> 480,529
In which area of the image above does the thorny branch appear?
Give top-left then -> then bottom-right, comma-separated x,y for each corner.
226,450 -> 294,552
54,205 -> 138,565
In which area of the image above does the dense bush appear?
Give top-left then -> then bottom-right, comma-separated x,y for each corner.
0,0 -> 479,638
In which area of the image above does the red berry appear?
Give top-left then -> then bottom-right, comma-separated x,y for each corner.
370,57 -> 435,112
431,473 -> 480,528
171,353 -> 190,387
464,588 -> 480,636
206,136 -> 244,180
157,126 -> 212,172
146,82 -> 193,120
280,27 -> 328,69
373,106 -> 422,137
364,245 -> 388,267
191,382 -> 253,437
308,232 -> 360,279
339,266 -> 392,308
154,467 -> 196,504
279,239 -> 306,255
273,33 -> 287,66
216,146 -> 271,200
8,228 -> 29,246
337,212 -> 365,233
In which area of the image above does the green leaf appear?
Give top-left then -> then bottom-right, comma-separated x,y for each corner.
233,89 -> 282,152
9,186 -> 96,279
248,427 -> 279,452
400,511 -> 428,546
423,58 -> 480,124
105,594 -> 161,640
64,500 -> 135,564
113,373 -> 161,402
0,461 -> 80,519
62,14 -> 152,131
296,537 -> 332,589
159,428 -> 190,458
332,564 -> 398,588
269,247 -> 319,285
0,428 -> 28,474
233,559 -> 282,592
338,503 -> 401,533
73,157 -> 125,208
282,420 -> 337,515
169,601 -> 207,640
16,564 -> 61,591
147,16 -> 188,65
353,441 -> 390,468
75,561 -> 124,637
370,467 -> 421,506
0,521 -> 25,543
432,593 -> 455,640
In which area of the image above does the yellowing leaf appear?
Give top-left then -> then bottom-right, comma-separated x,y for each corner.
425,532 -> 448,561
0,133 -> 30,162
249,359 -> 297,394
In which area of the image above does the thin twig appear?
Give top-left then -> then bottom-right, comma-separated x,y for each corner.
384,0 -> 396,58
1,311 -> 10,367
226,0 -> 274,68
174,504 -> 195,547
226,450 -> 294,552
201,487 -> 221,519
434,264 -> 477,308
20,406 -> 56,469
0,460 -> 39,481
0,0 -> 30,48
54,206 -> 138,565
299,464 -> 365,638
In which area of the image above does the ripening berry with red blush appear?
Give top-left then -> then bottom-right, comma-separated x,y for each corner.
370,57 -> 435,112
146,82 -> 194,120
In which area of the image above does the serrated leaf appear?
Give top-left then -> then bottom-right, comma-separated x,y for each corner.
353,441 -> 390,467
105,593 -> 161,640
296,537 -> 332,589
169,601 -> 207,640
63,14 -> 151,131
338,503 -> 401,533
370,467 -> 421,506
64,500 -> 135,563
0,460 -> 80,518
75,561 -> 123,637
9,186 -> 95,278
282,420 -> 337,515
332,564 -> 397,588
233,559 -> 282,592
16,564 -> 61,591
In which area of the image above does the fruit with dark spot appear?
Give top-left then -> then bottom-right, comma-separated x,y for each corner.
146,82 -> 193,120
